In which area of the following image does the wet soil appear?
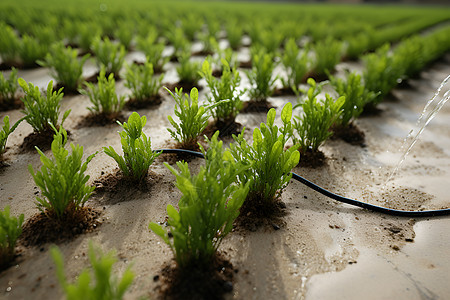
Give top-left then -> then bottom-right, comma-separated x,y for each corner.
19,206 -> 102,247
155,253 -> 235,300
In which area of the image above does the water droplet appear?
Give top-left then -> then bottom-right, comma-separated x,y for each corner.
6,287 -> 11,292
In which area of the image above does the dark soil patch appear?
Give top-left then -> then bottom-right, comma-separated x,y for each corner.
303,71 -> 329,83
191,49 -> 214,57
272,86 -> 297,97
235,195 -> 287,232
241,100 -> 275,113
331,123 -> 366,147
53,83 -> 80,96
239,60 -> 252,69
83,72 -> 101,84
132,60 -> 164,74
0,97 -> 23,112
212,69 -> 223,78
76,112 -> 125,128
154,253 -> 235,300
299,149 -> 327,168
163,82 -> 202,93
361,104 -> 384,117
19,206 -> 102,247
93,169 -> 163,205
203,119 -> 242,138
125,95 -> 162,110
20,129 -> 71,153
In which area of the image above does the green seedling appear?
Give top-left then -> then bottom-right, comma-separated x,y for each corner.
281,38 -> 310,94
198,33 -> 218,55
38,42 -> 90,92
91,37 -> 126,77
363,44 -> 404,107
329,71 -> 377,126
19,78 -> 70,134
246,49 -> 277,101
0,206 -> 24,269
114,21 -> 135,50
18,34 -> 49,68
166,87 -> 209,149
0,23 -> 20,65
80,69 -> 125,117
0,116 -> 24,158
104,112 -> 161,182
150,132 -> 250,269
51,242 -> 134,300
229,102 -> 300,207
167,27 -> 189,59
293,78 -> 345,154
29,125 -> 97,220
176,50 -> 201,86
0,67 -> 18,105
136,33 -> 168,73
124,60 -> 164,103
226,20 -> 243,50
312,37 -> 343,78
200,59 -> 243,124
77,22 -> 102,52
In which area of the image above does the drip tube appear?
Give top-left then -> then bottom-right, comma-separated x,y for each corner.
155,149 -> 450,218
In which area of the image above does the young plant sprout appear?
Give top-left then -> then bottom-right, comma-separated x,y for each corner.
0,67 -> 18,107
51,242 -> 134,300
80,69 -> 125,118
0,23 -> 20,65
114,21 -> 135,50
29,125 -> 97,220
200,59 -> 243,125
150,132 -> 250,269
245,49 -> 277,102
312,37 -> 343,78
226,20 -> 243,50
136,34 -> 168,73
38,42 -> 90,93
363,44 -> 404,108
281,38 -> 310,94
166,87 -> 209,150
0,206 -> 24,269
229,102 -> 300,211
329,71 -> 377,127
91,36 -> 126,77
0,116 -> 24,158
167,27 -> 189,60
176,49 -> 201,87
293,78 -> 345,155
124,60 -> 164,106
19,78 -> 70,134
16,34 -> 48,68
103,112 -> 161,182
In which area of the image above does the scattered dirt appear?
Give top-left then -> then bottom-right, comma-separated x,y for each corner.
203,119 -> 242,138
241,100 -> 275,113
155,253 -> 235,300
0,97 -> 23,112
19,206 -> 102,247
53,83 -> 79,96
238,60 -> 252,69
132,61 -> 164,74
76,112 -> 125,128
20,129 -> 70,153
125,95 -> 163,110
299,149 -> 327,168
164,81 -> 203,93
93,169 -> 163,205
272,86 -> 298,97
331,123 -> 366,147
236,194 -> 287,232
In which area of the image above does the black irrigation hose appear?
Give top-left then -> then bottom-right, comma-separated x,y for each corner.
156,149 -> 450,218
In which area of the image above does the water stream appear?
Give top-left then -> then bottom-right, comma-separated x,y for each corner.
385,75 -> 450,185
